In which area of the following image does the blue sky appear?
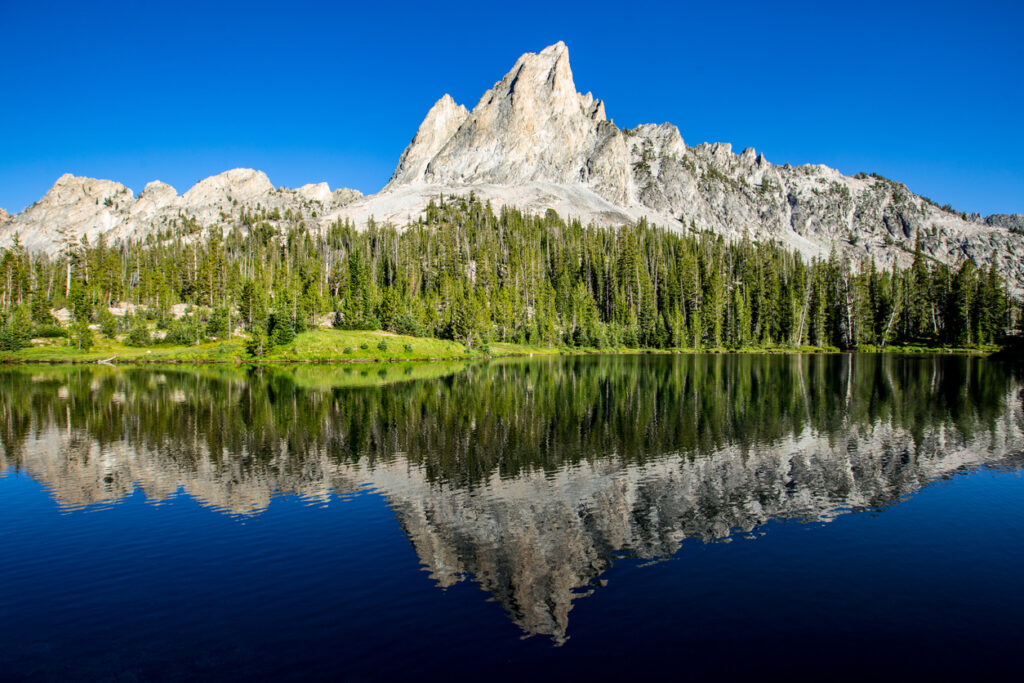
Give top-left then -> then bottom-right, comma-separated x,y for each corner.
2,0 -> 1022,215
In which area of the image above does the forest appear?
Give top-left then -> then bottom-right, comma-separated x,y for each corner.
0,195 -> 1019,355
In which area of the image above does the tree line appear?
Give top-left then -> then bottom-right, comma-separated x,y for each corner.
0,195 -> 1018,352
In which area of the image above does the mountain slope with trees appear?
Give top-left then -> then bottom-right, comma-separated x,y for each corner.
0,196 -> 1017,357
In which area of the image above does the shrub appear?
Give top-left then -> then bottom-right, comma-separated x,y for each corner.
125,323 -> 152,347
206,307 -> 229,339
390,312 -> 423,337
403,343 -> 413,353
268,312 -> 295,347
32,324 -> 67,339
377,340 -> 388,352
359,342 -> 369,350
164,317 -> 203,346
71,321 -> 94,351
337,317 -> 381,331
0,324 -> 28,351
245,331 -> 269,357
343,346 -> 354,354
99,312 -> 119,339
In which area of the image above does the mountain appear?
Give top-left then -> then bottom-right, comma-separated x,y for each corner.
1,41 -> 1022,291
367,41 -> 1024,288
0,169 -> 362,251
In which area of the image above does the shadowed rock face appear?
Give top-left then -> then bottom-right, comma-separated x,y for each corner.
2,356 -> 1022,641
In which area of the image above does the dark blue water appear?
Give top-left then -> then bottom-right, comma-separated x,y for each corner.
1,355 -> 1022,680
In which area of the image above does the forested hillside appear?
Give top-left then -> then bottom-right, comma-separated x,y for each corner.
0,195 -> 1018,354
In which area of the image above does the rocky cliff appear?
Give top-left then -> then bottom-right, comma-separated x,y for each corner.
1,42 -> 1021,290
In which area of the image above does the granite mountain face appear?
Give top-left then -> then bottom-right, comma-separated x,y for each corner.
1,42 -> 1022,290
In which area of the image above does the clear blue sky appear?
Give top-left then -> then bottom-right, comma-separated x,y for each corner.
2,0 -> 1022,215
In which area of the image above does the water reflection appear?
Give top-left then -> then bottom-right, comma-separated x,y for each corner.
1,355 -> 1022,641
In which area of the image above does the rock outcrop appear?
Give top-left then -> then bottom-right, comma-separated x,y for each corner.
986,213 -> 1024,232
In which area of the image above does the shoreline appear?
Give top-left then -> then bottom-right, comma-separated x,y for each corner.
0,342 -> 998,366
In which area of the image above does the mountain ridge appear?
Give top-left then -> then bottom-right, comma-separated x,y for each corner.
1,41 -> 1022,291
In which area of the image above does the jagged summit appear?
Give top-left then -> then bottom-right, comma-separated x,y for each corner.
387,41 -> 623,200
387,94 -> 469,186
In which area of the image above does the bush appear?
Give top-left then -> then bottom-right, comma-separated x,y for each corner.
343,346 -> 354,354
245,331 -> 269,357
99,312 -> 119,339
338,317 -> 381,331
359,342 -> 369,350
377,340 -> 388,352
32,324 -> 67,339
390,312 -> 423,337
71,321 -> 94,351
268,312 -> 295,347
164,317 -> 203,346
206,307 -> 229,339
125,323 -> 152,347
0,324 -> 29,351
403,343 -> 413,353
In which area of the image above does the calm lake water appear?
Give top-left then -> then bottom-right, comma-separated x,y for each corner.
1,354 -> 1023,681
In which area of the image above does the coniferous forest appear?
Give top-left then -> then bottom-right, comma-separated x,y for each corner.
0,195 -> 1019,355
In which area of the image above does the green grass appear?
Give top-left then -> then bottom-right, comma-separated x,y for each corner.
488,342 -> 563,357
855,343 -> 997,355
264,329 -> 477,362
0,328 -> 1002,365
0,337 -> 247,363
0,329 -> 480,364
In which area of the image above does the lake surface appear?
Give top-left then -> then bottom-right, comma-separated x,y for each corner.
1,354 -> 1023,681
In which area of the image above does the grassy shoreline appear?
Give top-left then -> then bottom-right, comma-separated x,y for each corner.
0,328 -> 1001,365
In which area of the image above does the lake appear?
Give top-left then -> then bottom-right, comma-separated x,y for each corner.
1,354 -> 1023,680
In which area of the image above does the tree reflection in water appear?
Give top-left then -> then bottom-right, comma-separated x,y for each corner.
1,354 -> 1021,640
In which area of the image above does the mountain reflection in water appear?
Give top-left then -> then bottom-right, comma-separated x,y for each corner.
1,354 -> 1021,641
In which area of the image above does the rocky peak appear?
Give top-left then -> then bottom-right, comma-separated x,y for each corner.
489,40 -> 581,120
388,42 -> 625,198
297,182 -> 333,204
44,174 -> 134,205
387,95 -> 469,186
181,168 -> 274,205
138,180 -> 178,205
